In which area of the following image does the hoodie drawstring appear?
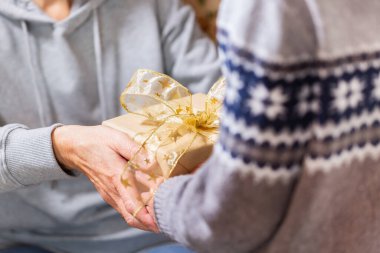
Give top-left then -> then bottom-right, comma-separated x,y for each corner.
21,21 -> 48,127
93,8 -> 108,121
20,7 -> 107,126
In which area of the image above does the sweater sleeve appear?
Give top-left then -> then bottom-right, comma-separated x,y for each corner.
154,0 -> 319,252
0,124 -> 72,193
157,0 -> 221,93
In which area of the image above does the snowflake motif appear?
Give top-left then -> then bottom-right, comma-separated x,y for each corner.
247,84 -> 287,119
247,84 -> 268,115
333,78 -> 364,112
297,84 -> 320,115
373,74 -> 380,100
225,72 -> 243,104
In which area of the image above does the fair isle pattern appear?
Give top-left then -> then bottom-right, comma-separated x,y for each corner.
218,28 -> 380,176
214,144 -> 298,185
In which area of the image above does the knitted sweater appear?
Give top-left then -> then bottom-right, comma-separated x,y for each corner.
154,0 -> 380,252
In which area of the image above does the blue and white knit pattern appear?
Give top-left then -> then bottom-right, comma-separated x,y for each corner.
216,28 -> 380,182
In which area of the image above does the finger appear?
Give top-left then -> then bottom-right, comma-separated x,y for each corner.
96,158 -> 152,231
118,187 -> 154,231
112,194 -> 151,231
133,170 -> 164,210
113,134 -> 157,170
93,183 -> 119,211
134,170 -> 159,189
92,176 -> 150,231
103,125 -> 145,162
146,198 -> 159,233
83,154 -> 152,231
146,197 -> 154,217
87,175 -> 127,217
86,173 -> 119,197
113,132 -> 147,161
87,175 -> 122,213
109,156 -> 129,175
114,172 -> 157,231
134,171 -> 164,196
134,171 -> 162,233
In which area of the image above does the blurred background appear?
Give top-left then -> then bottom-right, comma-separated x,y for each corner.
184,0 -> 220,40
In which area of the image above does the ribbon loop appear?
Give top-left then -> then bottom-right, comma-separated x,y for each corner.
120,69 -> 225,180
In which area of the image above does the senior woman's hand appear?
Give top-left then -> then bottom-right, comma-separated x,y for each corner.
51,125 -> 159,232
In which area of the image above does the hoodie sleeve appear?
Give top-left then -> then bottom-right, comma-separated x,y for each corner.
0,124 -> 72,193
157,0 -> 221,93
154,0 -> 318,252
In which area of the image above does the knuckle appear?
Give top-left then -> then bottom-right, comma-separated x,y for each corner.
124,216 -> 134,224
111,174 -> 120,183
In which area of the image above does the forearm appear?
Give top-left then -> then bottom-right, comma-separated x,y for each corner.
154,145 -> 296,253
0,124 -> 70,193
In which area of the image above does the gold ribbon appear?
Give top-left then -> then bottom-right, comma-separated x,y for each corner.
120,69 -> 225,185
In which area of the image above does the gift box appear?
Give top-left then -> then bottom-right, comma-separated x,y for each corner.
102,69 -> 225,182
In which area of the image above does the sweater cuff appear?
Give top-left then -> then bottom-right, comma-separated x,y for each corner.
4,124 -> 72,186
154,175 -> 192,237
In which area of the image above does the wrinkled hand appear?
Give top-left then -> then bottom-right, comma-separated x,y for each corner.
52,125 -> 158,232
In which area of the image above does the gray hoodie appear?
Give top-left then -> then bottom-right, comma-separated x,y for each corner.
0,0 -> 220,252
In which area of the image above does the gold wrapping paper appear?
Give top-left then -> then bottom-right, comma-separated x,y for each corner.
102,69 -> 225,187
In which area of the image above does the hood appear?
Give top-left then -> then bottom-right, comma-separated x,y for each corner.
0,0 -> 107,34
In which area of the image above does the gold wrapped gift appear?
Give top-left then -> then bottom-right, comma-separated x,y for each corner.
103,69 -> 225,184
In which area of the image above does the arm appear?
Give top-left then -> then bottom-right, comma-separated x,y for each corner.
154,0 -> 318,252
157,0 -> 221,93
0,124 -> 157,231
0,124 -> 70,193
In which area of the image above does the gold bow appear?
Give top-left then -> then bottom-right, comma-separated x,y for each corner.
120,69 -> 225,184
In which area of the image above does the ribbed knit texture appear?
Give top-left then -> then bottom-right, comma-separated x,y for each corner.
154,175 -> 191,237
3,124 -> 69,189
